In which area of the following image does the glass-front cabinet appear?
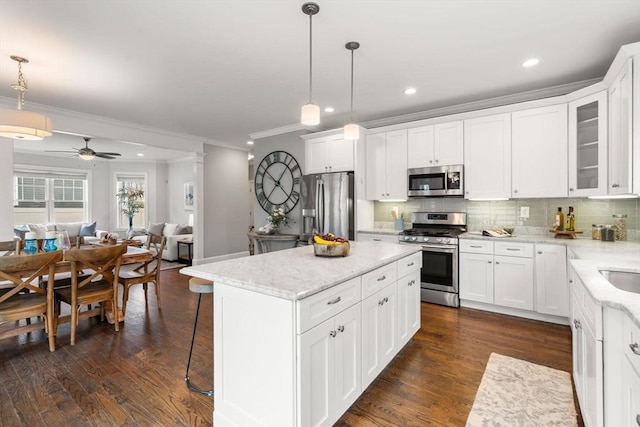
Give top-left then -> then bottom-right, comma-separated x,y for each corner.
568,91 -> 608,196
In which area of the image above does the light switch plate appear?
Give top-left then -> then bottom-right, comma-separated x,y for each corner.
520,206 -> 530,218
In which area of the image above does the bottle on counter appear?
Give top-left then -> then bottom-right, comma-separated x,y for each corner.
555,207 -> 564,231
566,206 -> 575,231
612,214 -> 627,241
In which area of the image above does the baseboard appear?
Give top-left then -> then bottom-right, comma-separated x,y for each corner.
460,300 -> 570,326
193,251 -> 250,266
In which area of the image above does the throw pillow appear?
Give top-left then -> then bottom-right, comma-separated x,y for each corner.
79,221 -> 97,237
163,223 -> 179,237
126,227 -> 147,239
27,223 -> 48,239
14,225 -> 29,240
175,225 -> 193,235
148,222 -> 164,236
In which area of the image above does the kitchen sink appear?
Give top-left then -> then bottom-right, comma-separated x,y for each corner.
599,270 -> 640,294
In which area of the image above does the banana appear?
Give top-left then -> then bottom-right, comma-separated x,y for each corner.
313,235 -> 340,245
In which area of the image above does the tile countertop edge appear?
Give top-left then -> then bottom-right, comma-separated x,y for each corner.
180,242 -> 420,301
461,233 -> 640,328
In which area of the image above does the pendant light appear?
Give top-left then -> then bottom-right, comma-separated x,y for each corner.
343,41 -> 360,140
0,56 -> 52,140
301,2 -> 320,126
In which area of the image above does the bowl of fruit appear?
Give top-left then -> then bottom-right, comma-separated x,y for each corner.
313,233 -> 350,257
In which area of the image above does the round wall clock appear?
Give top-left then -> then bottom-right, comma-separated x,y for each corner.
255,150 -> 302,214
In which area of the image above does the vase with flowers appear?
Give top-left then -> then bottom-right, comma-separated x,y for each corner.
258,208 -> 289,234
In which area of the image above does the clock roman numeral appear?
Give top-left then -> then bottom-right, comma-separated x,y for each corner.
293,176 -> 300,185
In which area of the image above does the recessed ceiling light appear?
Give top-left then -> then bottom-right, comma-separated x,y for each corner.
136,153 -> 144,157
522,58 -> 540,67
404,88 -> 417,95
248,153 -> 254,160
246,140 -> 254,145
324,107 -> 335,113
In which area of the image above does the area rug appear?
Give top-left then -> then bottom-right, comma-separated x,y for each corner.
466,353 -> 578,427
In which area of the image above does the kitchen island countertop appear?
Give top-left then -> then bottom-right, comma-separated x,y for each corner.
180,241 -> 419,301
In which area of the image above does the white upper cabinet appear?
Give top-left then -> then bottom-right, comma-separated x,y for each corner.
512,104 -> 568,198
305,134 -> 355,174
365,130 -> 408,200
568,91 -> 608,197
608,58 -> 634,195
463,113 -> 511,199
407,122 -> 463,169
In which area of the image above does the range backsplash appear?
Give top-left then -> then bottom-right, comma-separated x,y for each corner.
373,198 -> 640,241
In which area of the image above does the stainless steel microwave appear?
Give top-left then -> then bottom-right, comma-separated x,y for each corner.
407,165 -> 464,197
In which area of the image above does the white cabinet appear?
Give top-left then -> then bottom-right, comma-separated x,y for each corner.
299,303 -> 361,427
534,244 -> 569,317
407,121 -> 463,168
621,354 -> 640,427
459,240 -> 533,311
463,113 -> 511,199
571,273 -> 603,427
396,254 -> 421,350
512,104 -> 568,198
356,232 -> 398,244
361,282 -> 397,389
568,91 -> 608,197
608,58 -> 634,195
306,134 -> 355,174
365,130 -> 408,200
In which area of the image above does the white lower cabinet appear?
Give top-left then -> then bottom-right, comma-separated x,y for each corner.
459,252 -> 494,303
362,282 -> 397,389
299,303 -> 361,427
356,232 -> 399,244
621,356 -> 640,427
493,255 -> 534,310
535,244 -> 568,317
397,268 -> 421,349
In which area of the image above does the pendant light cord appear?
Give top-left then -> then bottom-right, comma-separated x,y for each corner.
349,48 -> 354,123
308,13 -> 313,104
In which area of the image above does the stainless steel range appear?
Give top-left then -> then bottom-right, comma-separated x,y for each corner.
398,212 -> 466,307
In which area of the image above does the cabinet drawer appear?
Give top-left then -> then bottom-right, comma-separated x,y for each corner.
459,239 -> 494,254
362,263 -> 397,299
397,252 -> 422,278
494,241 -> 533,258
623,314 -> 640,374
297,277 -> 361,334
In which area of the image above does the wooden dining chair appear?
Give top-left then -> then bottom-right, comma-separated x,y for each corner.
0,251 -> 63,352
0,238 -> 20,255
119,234 -> 166,314
55,244 -> 126,345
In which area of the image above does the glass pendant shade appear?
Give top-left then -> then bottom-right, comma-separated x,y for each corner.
0,108 -> 52,140
79,152 -> 95,160
343,123 -> 359,140
301,103 -> 320,126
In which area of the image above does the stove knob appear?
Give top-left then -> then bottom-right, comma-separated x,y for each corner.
410,236 -> 417,242
403,236 -> 411,241
442,238 -> 450,244
436,238 -> 443,244
422,237 -> 429,242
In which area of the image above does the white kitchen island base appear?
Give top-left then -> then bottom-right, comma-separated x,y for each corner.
181,242 -> 421,427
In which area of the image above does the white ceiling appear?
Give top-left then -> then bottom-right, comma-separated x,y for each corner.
1,0 -> 639,158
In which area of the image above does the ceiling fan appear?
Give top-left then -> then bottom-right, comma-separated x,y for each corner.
46,137 -> 122,160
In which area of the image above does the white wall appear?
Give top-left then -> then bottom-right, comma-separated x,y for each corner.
202,144 -> 250,258
167,157 -> 196,224
0,140 -> 15,240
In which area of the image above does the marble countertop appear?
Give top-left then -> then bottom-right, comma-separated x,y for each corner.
460,233 -> 640,327
180,242 -> 420,301
357,228 -> 401,235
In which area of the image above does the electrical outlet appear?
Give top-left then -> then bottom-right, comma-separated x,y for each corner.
520,206 -> 530,219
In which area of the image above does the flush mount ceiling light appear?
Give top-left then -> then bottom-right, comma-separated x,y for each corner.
324,107 -> 334,113
301,2 -> 320,126
0,56 -> 52,140
343,41 -> 360,140
522,58 -> 540,67
404,87 -> 417,95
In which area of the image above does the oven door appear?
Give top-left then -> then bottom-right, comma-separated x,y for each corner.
419,244 -> 458,293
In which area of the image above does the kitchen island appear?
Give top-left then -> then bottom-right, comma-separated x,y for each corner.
181,241 -> 421,427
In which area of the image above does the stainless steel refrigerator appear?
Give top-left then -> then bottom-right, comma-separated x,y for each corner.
299,171 -> 355,243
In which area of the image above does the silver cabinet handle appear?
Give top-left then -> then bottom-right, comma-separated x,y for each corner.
378,299 -> 384,306
408,280 -> 414,286
612,183 -> 620,188
495,261 -> 500,265
569,188 -> 574,191
574,319 -> 582,329
407,262 -> 414,266
569,279 -> 573,284
327,296 -> 341,305
470,245 -> 482,248
384,297 -> 389,303
488,261 -> 492,264
377,275 -> 386,281
630,343 -> 640,356
506,248 -> 520,251
373,238 -> 382,241
330,330 -> 337,337
537,251 -> 543,254
337,325 -> 344,333
514,189 -> 518,193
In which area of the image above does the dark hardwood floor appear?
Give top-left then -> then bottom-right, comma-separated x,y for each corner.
1,267 -> 582,426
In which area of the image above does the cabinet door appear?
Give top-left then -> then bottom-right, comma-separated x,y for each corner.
407,126 -> 435,168
621,355 -> 640,427
385,130 -> 408,199
493,255 -> 534,310
379,284 -> 397,369
512,104 -> 568,198
299,317 -> 335,427
459,252 -> 494,303
433,121 -> 464,166
572,290 -> 585,408
327,135 -> 355,173
583,320 -> 604,427
397,269 -> 420,350
568,91 -> 608,197
333,304 -> 361,417
365,132 -> 387,200
463,113 -> 512,199
307,138 -> 330,174
535,244 -> 568,317
608,58 -> 633,195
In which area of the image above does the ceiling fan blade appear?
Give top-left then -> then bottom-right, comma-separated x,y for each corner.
95,153 -> 117,159
96,152 -> 121,156
45,150 -> 78,153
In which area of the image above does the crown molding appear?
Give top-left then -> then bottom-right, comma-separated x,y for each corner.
249,123 -> 310,140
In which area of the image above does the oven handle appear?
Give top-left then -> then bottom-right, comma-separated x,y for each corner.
419,244 -> 457,252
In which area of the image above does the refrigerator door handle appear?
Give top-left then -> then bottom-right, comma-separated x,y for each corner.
318,180 -> 325,232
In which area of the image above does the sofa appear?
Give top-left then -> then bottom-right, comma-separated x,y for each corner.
130,222 -> 193,261
14,222 -> 108,245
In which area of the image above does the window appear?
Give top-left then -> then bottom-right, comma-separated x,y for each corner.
115,173 -> 147,229
13,169 -> 88,225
